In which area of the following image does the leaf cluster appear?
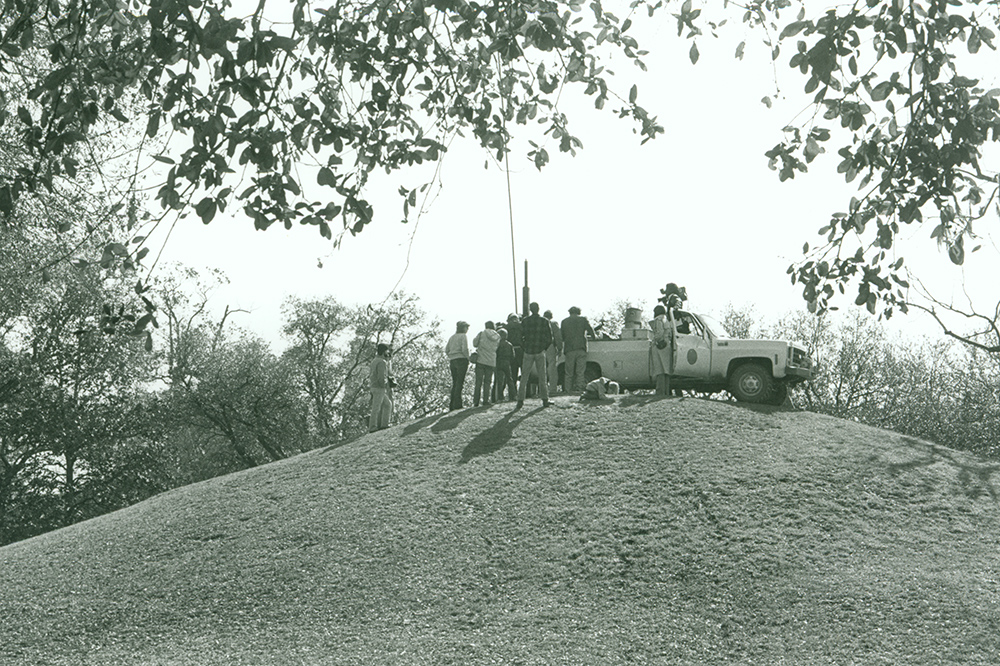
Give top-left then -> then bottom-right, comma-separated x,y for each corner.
0,0 -> 663,241
755,1 -> 1000,322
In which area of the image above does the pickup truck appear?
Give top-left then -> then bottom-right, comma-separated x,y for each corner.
561,309 -> 816,405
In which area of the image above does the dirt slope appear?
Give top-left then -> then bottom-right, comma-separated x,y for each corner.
2,396 -> 998,665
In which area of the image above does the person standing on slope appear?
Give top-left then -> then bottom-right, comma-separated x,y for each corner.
493,328 -> 516,402
472,321 -> 500,407
369,343 -> 393,432
543,309 -> 563,395
504,313 -> 523,390
651,304 -> 674,397
445,321 -> 471,411
560,306 -> 596,394
516,302 -> 553,409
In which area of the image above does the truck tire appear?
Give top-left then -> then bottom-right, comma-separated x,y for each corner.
584,362 -> 602,384
729,363 -> 774,404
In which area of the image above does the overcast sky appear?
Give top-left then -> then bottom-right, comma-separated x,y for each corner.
147,7 -> 1000,349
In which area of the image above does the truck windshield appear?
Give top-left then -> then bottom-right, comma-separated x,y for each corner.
696,314 -> 731,339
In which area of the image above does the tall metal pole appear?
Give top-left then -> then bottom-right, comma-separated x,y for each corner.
522,260 -> 530,317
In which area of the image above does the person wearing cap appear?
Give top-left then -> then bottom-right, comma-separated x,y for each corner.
369,343 -> 393,431
560,306 -> 596,393
493,328 -> 516,402
445,321 -> 471,411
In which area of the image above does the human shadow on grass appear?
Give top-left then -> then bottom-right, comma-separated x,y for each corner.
401,413 -> 445,437
409,402 -> 504,436
459,407 -> 542,463
888,437 -> 999,501
430,408 -> 481,434
319,433 -> 364,454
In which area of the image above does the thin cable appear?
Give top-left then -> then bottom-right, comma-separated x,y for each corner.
497,55 -> 518,315
383,142 -> 451,299
363,129 -> 455,348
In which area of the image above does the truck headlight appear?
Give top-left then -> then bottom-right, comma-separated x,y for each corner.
790,348 -> 811,368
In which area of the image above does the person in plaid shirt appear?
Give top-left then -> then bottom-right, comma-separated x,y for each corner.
516,302 -> 553,409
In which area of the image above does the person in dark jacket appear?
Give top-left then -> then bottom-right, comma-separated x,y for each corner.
493,329 -> 516,402
516,302 -> 552,409
504,313 -> 523,388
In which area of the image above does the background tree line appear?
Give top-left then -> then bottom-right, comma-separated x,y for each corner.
0,230 -> 450,545
722,304 -> 1000,461
3,252 -> 998,547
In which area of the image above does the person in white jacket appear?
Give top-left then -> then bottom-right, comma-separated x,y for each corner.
472,321 -> 501,407
651,305 -> 674,397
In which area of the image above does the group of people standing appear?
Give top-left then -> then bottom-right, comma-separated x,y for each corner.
445,303 -> 596,411
370,286 -> 689,430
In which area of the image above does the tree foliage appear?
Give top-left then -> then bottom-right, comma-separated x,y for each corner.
746,0 -> 1000,341
152,266 -> 311,465
769,309 -> 1000,459
173,333 -> 310,466
281,295 -> 351,438
282,291 -> 448,440
0,0 -> 661,243
0,225 -> 161,545
5,0 -> 1000,346
719,301 -> 759,340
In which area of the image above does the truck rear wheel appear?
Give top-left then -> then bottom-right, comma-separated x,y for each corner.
729,363 -> 774,404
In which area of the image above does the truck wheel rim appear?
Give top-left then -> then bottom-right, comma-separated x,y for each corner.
741,374 -> 762,395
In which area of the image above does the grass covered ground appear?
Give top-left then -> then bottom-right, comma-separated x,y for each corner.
2,395 -> 999,665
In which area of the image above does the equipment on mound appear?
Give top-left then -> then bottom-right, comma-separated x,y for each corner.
658,283 -> 687,310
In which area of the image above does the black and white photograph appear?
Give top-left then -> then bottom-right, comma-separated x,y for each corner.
2,0 -> 999,663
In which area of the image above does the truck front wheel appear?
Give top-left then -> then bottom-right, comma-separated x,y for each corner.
729,364 -> 774,404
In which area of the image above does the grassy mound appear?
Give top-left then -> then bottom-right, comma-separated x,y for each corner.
2,396 -> 999,665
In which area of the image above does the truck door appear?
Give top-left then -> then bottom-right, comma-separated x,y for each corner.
671,312 -> 712,378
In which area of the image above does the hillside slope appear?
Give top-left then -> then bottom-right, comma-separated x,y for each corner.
2,396 -> 999,665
